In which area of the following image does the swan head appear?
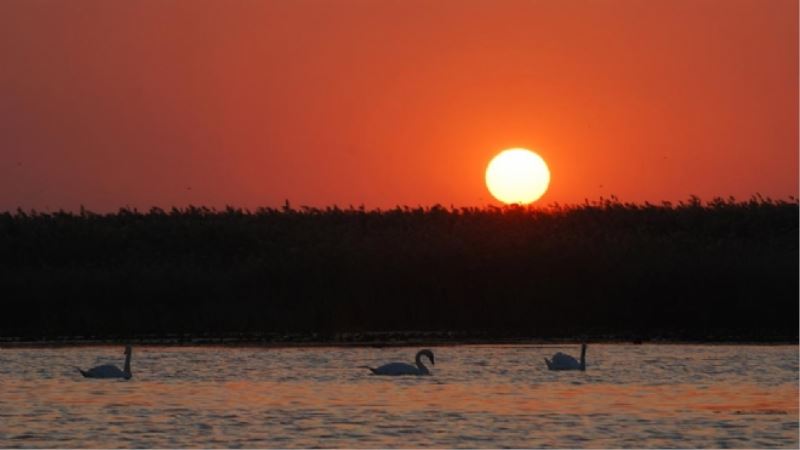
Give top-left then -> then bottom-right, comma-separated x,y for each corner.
417,349 -> 435,365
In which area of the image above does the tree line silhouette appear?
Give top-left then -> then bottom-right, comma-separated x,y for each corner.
1,196 -> 797,341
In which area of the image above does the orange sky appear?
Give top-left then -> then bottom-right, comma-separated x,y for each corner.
1,0 -> 797,211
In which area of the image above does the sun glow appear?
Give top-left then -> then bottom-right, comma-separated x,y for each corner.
485,148 -> 550,204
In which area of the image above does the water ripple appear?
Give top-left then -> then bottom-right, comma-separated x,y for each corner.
0,344 -> 796,448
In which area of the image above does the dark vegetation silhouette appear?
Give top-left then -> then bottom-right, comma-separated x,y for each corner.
0,196 -> 797,342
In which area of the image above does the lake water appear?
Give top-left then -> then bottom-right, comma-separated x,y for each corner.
0,344 -> 797,448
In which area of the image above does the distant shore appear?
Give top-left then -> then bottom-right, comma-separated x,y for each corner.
1,331 -> 797,348
2,199 -> 797,341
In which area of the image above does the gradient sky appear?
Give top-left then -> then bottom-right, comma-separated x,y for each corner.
1,0 -> 797,211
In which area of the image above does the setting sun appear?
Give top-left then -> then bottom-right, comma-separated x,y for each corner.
485,148 -> 551,204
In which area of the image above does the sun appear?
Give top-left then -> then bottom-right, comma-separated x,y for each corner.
485,148 -> 550,204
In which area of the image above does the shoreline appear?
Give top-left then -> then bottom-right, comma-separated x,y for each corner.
1,334 -> 796,348
4,202 -> 796,346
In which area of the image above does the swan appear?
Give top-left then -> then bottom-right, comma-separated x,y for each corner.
362,349 -> 435,376
545,343 -> 587,371
77,345 -> 132,379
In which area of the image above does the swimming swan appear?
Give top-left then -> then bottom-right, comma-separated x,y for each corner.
363,349 -> 435,376
77,345 -> 132,379
545,343 -> 586,371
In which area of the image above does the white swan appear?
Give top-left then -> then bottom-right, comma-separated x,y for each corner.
77,345 -> 132,379
363,349 -> 435,376
545,343 -> 587,371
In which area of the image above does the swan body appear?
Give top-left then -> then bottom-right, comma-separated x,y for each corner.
364,349 -> 435,376
77,345 -> 132,379
545,344 -> 586,371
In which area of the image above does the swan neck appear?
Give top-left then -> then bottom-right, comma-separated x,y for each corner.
415,353 -> 429,374
124,351 -> 132,375
579,345 -> 586,371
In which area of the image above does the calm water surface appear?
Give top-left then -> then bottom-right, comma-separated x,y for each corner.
0,344 -> 797,448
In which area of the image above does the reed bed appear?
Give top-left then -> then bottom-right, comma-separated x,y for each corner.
1,197 -> 796,341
